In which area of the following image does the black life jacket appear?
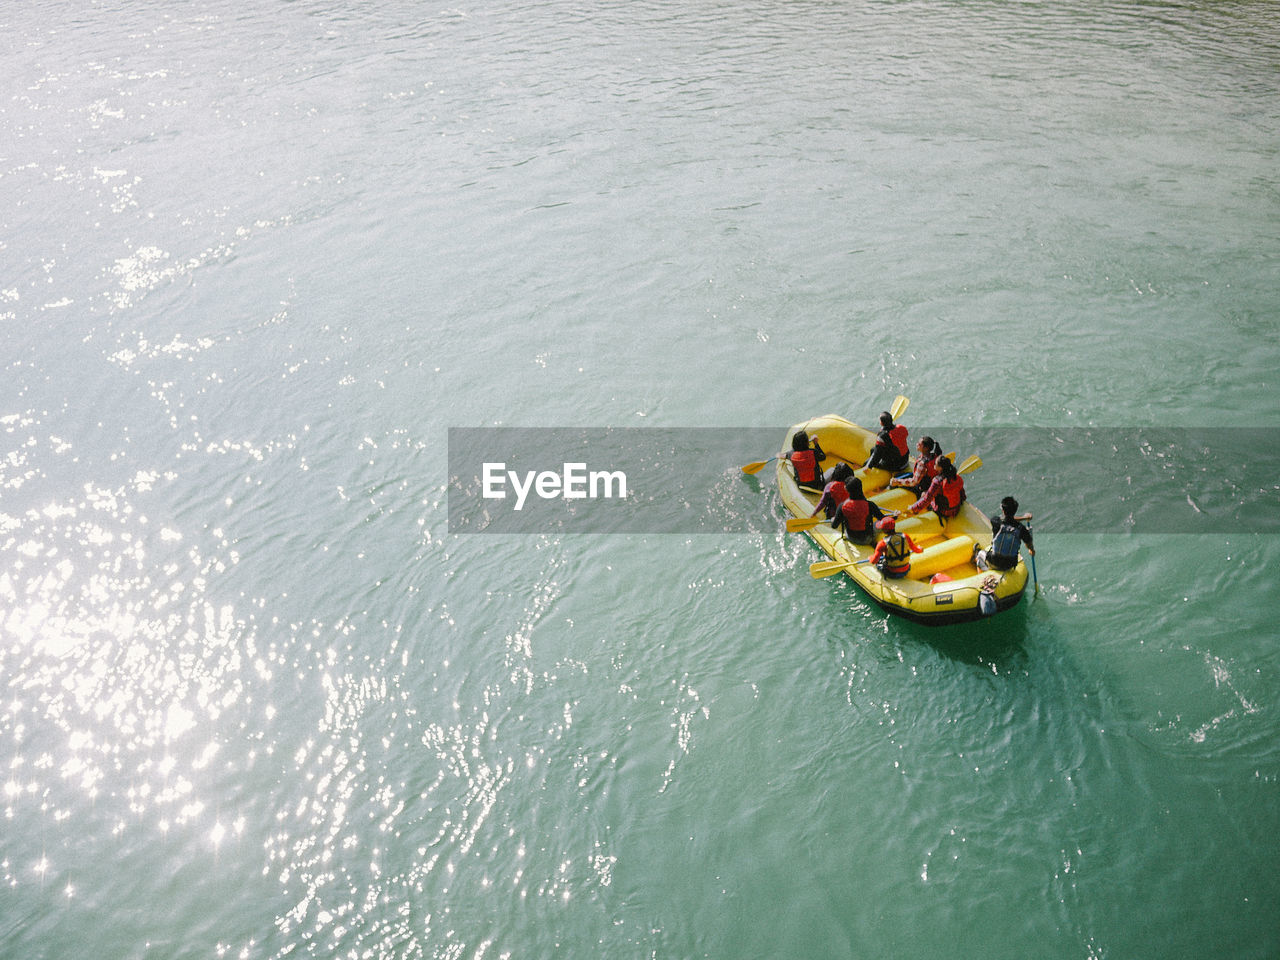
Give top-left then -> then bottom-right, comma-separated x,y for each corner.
991,520 -> 1022,559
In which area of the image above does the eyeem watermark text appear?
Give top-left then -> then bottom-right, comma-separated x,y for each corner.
482,461 -> 628,511
449,426 -> 1280,534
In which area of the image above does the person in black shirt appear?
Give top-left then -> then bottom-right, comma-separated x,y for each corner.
975,497 -> 1035,571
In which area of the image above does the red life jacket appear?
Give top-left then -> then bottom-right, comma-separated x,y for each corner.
840,498 -> 870,533
791,449 -> 819,484
935,476 -> 966,518
889,424 -> 909,457
825,481 -> 850,507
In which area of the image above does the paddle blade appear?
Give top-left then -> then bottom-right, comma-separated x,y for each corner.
957,454 -> 983,475
809,560 -> 854,578
809,557 -> 869,578
741,458 -> 773,475
891,395 -> 909,419
786,516 -> 827,532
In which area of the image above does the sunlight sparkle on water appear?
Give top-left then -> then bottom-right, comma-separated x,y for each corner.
0,444 -> 277,892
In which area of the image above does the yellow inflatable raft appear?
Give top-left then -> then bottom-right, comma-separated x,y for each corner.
777,414 -> 1029,625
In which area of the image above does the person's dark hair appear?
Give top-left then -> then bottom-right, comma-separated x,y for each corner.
846,477 -> 864,499
879,411 -> 893,427
791,430 -> 810,452
937,456 -> 956,478
1001,496 -> 1019,516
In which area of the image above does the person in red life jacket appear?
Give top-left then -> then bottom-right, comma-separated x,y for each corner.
862,411 -> 910,473
906,456 -> 966,520
975,496 -> 1035,571
868,515 -> 922,578
832,477 -> 891,545
824,460 -> 857,487
889,436 -> 942,495
810,478 -> 850,520
783,429 -> 826,492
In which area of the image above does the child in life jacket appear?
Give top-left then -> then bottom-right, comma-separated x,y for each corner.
889,436 -> 942,496
810,478 -> 850,520
863,411 -> 910,473
784,430 -> 826,492
869,516 -> 922,578
906,456 -> 965,519
824,460 -> 857,487
832,478 -> 891,545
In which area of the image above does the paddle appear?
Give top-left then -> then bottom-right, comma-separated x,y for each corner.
785,516 -> 829,533
745,396 -> 907,476
809,557 -> 872,579
741,456 -> 779,476
1026,518 -> 1040,597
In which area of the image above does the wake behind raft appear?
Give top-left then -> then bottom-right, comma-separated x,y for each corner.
770,412 -> 1030,626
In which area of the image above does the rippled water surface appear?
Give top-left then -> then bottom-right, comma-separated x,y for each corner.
3,1 -> 1279,958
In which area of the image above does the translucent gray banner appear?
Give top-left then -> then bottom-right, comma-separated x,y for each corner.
447,427 -> 1280,534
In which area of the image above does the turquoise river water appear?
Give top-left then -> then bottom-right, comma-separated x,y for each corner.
2,1 -> 1279,958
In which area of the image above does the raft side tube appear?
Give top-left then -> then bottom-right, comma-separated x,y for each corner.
870,488 -> 915,511
905,535 -> 976,581
801,417 -> 875,468
892,513 -> 942,540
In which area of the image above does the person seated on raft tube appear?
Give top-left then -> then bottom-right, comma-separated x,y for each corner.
905,455 -> 966,520
869,516 -> 922,578
832,478 -> 890,545
810,477 -> 850,520
823,460 -> 857,487
862,411 -> 910,473
889,436 -> 943,495
975,496 -> 1036,572
784,430 -> 826,492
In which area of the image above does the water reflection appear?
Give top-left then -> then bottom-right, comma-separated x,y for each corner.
1,426 -> 264,881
